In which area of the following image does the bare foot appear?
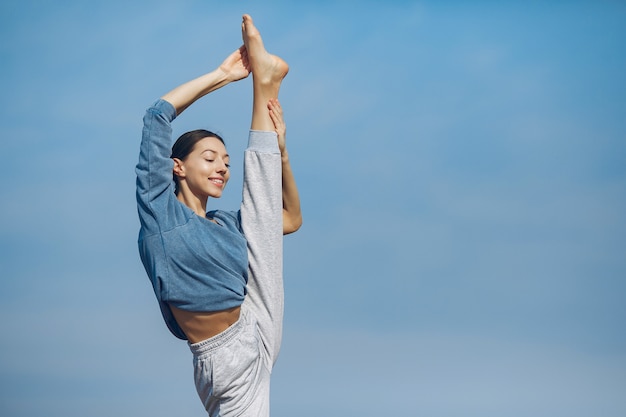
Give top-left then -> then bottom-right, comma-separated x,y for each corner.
241,14 -> 289,84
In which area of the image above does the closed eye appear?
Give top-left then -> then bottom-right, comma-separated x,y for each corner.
205,158 -> 230,169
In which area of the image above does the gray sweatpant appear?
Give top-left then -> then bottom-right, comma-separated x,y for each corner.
189,130 -> 283,417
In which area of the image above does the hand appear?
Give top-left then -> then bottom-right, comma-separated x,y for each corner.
268,98 -> 286,154
268,97 -> 302,234
218,46 -> 251,82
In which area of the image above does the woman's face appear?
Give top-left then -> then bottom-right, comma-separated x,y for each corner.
175,136 -> 230,199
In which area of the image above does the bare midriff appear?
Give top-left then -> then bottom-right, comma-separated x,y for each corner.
169,305 -> 242,344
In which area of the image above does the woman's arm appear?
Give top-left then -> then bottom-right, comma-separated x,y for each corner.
162,46 -> 250,115
137,46 -> 250,232
268,99 -> 302,235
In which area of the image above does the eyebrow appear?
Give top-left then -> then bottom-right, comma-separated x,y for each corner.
201,149 -> 230,159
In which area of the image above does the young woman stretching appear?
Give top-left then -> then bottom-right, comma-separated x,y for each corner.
136,15 -> 301,416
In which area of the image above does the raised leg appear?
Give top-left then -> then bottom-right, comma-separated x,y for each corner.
240,15 -> 287,365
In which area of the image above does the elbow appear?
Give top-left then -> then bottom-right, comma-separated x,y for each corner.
283,214 -> 303,235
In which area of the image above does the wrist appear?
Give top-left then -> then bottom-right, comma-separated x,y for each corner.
213,67 -> 232,84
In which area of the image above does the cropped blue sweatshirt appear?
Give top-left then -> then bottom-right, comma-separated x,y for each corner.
136,99 -> 278,340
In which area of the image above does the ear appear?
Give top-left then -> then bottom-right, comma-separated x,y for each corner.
172,158 -> 186,179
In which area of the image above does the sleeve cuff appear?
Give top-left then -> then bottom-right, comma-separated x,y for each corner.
247,130 -> 280,154
150,98 -> 177,122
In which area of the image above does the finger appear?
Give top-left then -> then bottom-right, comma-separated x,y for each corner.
268,108 -> 280,126
269,100 -> 283,117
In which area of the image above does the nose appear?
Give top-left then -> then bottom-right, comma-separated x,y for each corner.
216,158 -> 228,174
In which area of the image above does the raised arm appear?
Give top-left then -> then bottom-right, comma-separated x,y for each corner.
268,99 -> 302,235
162,46 -> 251,115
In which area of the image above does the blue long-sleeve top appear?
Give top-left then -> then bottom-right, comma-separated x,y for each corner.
136,99 -> 278,340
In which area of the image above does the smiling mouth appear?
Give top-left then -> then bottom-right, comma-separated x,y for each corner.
209,178 -> 224,187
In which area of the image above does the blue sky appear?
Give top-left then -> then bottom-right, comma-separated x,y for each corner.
1,1 -> 625,416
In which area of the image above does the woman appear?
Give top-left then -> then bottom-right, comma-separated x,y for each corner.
136,15 -> 301,416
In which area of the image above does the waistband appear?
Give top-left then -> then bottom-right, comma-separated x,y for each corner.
188,309 -> 247,356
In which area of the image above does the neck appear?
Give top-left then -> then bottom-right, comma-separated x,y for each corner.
176,190 -> 208,217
